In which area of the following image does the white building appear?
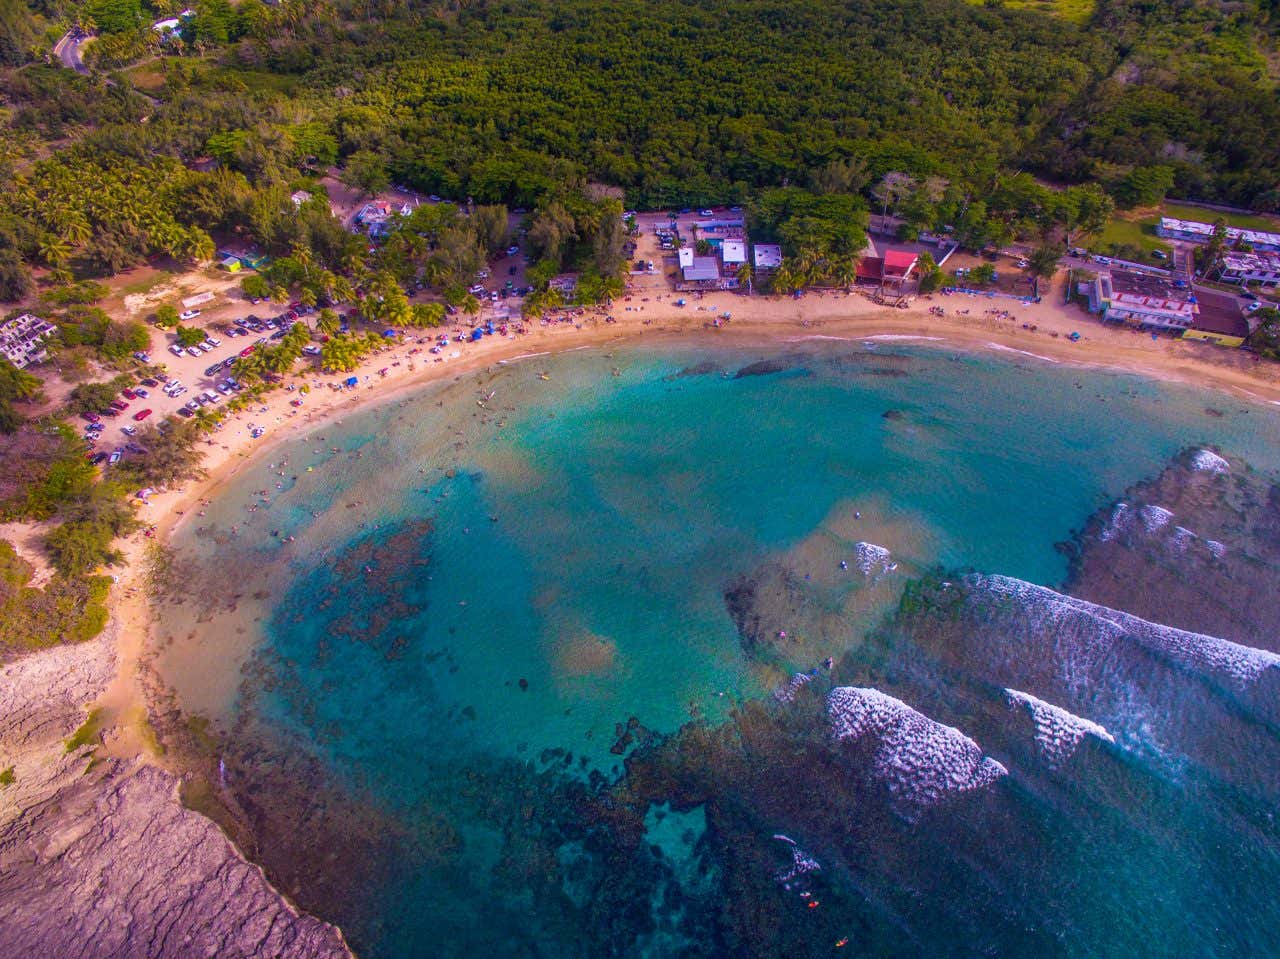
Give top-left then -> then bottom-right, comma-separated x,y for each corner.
753,244 -> 782,271
678,247 -> 694,269
1157,217 -> 1280,253
1097,271 -> 1198,333
1218,251 -> 1280,289
721,239 -> 746,265
0,313 -> 56,369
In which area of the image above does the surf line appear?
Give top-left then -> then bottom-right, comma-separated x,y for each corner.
499,351 -> 552,364
983,342 -> 1060,364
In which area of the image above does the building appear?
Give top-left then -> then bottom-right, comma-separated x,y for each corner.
0,313 -> 56,369
1156,217 -> 1280,253
1183,288 -> 1250,348
290,190 -> 312,208
855,250 -> 919,290
219,255 -> 242,273
721,239 -> 747,266
753,244 -> 782,271
549,274 -> 578,297
678,247 -> 694,270
1217,250 -> 1280,289
1095,269 -> 1198,333
678,256 -> 723,289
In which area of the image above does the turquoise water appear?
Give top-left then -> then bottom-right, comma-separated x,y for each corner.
158,341 -> 1280,957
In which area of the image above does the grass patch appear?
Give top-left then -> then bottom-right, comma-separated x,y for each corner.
118,270 -> 176,297
0,766 -> 14,787
1093,216 -> 1171,254
965,0 -> 1095,24
65,706 -> 104,753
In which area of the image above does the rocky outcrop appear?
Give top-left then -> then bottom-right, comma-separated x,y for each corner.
0,633 -> 352,959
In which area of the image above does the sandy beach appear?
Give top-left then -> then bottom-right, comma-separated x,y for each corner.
89,276 -> 1280,760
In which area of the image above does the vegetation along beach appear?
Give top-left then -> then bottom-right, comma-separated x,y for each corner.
1,0 -> 1280,956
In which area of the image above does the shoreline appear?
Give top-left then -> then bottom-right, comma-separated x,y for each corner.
73,285 -> 1280,945
105,290 -> 1280,745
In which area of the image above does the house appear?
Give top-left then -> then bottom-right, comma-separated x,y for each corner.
753,244 -> 782,271
220,255 -> 242,273
1217,251 -> 1280,289
855,250 -> 918,289
1183,288 -> 1250,348
678,247 -> 694,270
1156,217 -> 1280,253
549,274 -> 578,297
290,190 -> 312,208
1094,269 -> 1198,333
0,313 -> 56,369
679,256 -> 723,289
721,239 -> 747,266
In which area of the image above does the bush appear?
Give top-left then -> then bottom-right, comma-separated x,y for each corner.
174,325 -> 206,347
154,304 -> 180,328
0,540 -> 112,655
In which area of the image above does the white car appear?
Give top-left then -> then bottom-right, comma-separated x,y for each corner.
186,346 -> 203,358
180,309 -> 201,321
206,336 -> 221,347
121,425 -> 137,436
699,209 -> 714,216
169,344 -> 186,356
200,340 -> 216,351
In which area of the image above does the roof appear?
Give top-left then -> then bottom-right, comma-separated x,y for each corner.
682,257 -> 721,282
1191,311 -> 1250,339
1160,217 -> 1280,249
754,244 -> 782,269
722,239 -> 746,264
678,247 -> 694,268
856,257 -> 885,280
883,250 -> 918,271
1221,250 -> 1280,273
1109,269 -> 1195,310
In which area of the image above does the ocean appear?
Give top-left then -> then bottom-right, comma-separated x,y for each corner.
151,341 -> 1280,957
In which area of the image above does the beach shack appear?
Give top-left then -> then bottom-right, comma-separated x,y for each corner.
220,255 -> 242,273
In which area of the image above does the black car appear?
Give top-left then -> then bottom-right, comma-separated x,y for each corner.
177,407 -> 194,417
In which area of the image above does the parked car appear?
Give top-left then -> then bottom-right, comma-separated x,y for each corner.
133,388 -> 149,399
133,408 -> 152,421
110,399 -> 128,411
177,407 -> 194,417
506,245 -> 520,256
169,344 -> 186,356
108,450 -> 122,465
699,209 -> 714,216
1152,250 -> 1168,259
140,378 -> 159,387
200,340 -> 217,351
1093,255 -> 1112,265
187,347 -> 203,358
80,411 -> 101,423
179,309 -> 201,320
90,452 -> 108,466
121,425 -> 137,436
132,351 -> 150,363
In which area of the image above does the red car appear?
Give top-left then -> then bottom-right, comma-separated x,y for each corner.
110,399 -> 129,411
121,388 -> 137,399
239,346 -> 255,357
133,408 -> 152,422
80,411 -> 101,423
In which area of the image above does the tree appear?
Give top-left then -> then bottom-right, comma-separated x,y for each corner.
68,376 -> 132,414
174,325 -> 205,347
100,320 -> 150,359
1248,308 -> 1280,360
316,308 -> 340,336
872,172 -> 917,220
916,252 -> 945,293
1025,243 -> 1065,297
1115,165 -> 1175,209
736,261 -> 754,293
340,150 -> 389,198
1197,220 -> 1230,278
121,419 -> 207,487
0,250 -> 35,303
470,205 -> 509,255
968,263 -> 996,285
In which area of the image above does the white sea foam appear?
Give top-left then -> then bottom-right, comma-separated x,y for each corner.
772,835 -> 821,883
1099,502 -> 1132,542
1205,539 -> 1227,559
773,672 -> 814,704
983,342 -> 1060,364
1189,449 -> 1230,474
1139,505 -> 1174,533
860,335 -> 945,342
853,542 -> 898,576
827,687 -> 1007,814
1170,526 -> 1197,552
1005,689 -> 1115,768
966,574 -> 1280,688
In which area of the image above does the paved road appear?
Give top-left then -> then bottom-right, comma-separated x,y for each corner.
53,30 -> 90,74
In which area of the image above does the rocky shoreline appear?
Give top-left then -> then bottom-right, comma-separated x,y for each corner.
0,629 -> 353,959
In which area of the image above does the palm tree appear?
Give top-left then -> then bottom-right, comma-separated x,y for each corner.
316,309 -> 341,336
39,234 -> 71,267
735,261 -> 754,294
834,258 -> 858,292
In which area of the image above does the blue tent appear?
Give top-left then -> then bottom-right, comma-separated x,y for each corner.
345,376 -> 358,388
382,328 -> 397,337
471,329 -> 483,341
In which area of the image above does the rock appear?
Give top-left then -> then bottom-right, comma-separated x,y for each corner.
0,635 -> 351,959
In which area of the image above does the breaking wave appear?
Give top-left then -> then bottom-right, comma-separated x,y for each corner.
1004,688 -> 1115,769
827,687 -> 1007,817
1189,449 -> 1230,473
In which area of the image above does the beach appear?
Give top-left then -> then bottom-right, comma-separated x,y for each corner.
85,277 -> 1280,760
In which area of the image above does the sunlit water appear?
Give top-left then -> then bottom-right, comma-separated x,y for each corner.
153,341 -> 1280,957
